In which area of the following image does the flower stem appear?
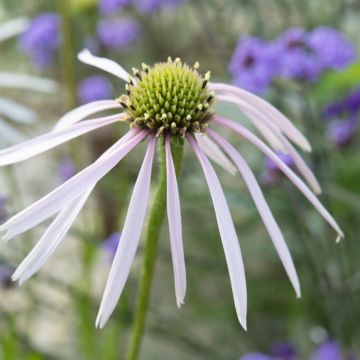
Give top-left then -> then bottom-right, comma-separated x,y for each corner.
125,138 -> 184,360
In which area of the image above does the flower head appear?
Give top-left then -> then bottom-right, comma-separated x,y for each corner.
229,36 -> 276,94
307,27 -> 356,70
99,0 -> 132,14
77,75 -> 113,104
134,0 -> 184,13
19,13 -> 60,69
97,19 -> 140,51
0,264 -> 14,289
327,118 -> 357,147
0,49 -> 343,330
274,28 -> 321,82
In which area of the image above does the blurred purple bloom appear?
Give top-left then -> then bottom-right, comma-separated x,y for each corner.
311,341 -> 342,360
323,101 -> 346,120
229,36 -> 277,94
266,152 -> 293,173
274,28 -> 321,82
77,75 -> 113,105
271,342 -> 297,360
102,232 -> 121,260
97,18 -> 140,51
0,193 -> 7,223
19,13 -> 60,69
58,158 -> 76,182
240,354 -> 274,360
99,0 -> 132,14
345,88 -> 360,114
327,118 -> 357,147
307,27 -> 356,70
0,264 -> 13,289
261,152 -> 294,186
134,0 -> 184,13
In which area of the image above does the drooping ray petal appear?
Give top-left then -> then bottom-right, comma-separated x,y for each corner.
0,113 -> 123,166
188,135 -> 247,330
195,133 -> 237,176
278,132 -> 321,194
214,116 -> 344,241
78,49 -> 133,83
0,96 -> 37,124
12,187 -> 94,285
165,136 -> 186,307
217,93 -> 321,193
0,17 -> 29,42
96,136 -> 156,328
0,72 -> 57,93
211,82 -> 311,151
54,100 -> 122,131
0,118 -> 26,145
0,130 -> 146,241
208,129 -> 301,297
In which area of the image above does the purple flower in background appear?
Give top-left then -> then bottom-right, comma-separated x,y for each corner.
345,88 -> 360,114
239,354 -> 274,360
0,264 -> 14,289
307,27 -> 356,70
97,19 -> 140,51
58,157 -> 76,181
271,342 -> 297,360
323,101 -> 346,120
229,36 -> 277,94
99,0 -> 132,14
102,232 -> 121,260
261,152 -> 294,186
311,341 -> 342,360
134,0 -> 184,13
327,118 -> 357,147
275,28 -> 320,82
266,152 -> 294,173
0,194 -> 7,223
19,13 -> 60,69
77,75 -> 113,104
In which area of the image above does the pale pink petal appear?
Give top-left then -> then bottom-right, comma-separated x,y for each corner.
96,136 -> 156,328
12,187 -> 94,284
208,129 -> 300,297
194,133 -> 237,176
165,136 -> 186,307
0,130 -> 146,241
78,49 -> 133,83
0,96 -> 37,124
214,116 -> 344,240
188,135 -> 247,330
0,72 -> 57,93
0,114 -> 123,166
211,82 -> 311,152
216,93 -> 321,193
54,100 -> 122,131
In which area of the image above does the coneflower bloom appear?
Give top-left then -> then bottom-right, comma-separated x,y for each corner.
0,49 -> 343,330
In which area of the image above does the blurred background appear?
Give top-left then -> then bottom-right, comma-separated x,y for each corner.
0,0 -> 360,359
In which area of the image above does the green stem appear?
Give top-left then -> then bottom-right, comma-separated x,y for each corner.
125,138 -> 184,360
57,0 -> 77,110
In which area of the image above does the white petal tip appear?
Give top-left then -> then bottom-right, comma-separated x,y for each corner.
336,234 -> 344,243
240,320 -> 247,331
77,49 -> 90,61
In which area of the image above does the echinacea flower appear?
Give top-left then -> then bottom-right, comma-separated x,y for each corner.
0,49 -> 343,330
0,18 -> 57,146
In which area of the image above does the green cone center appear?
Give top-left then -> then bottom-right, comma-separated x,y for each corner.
118,58 -> 215,137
